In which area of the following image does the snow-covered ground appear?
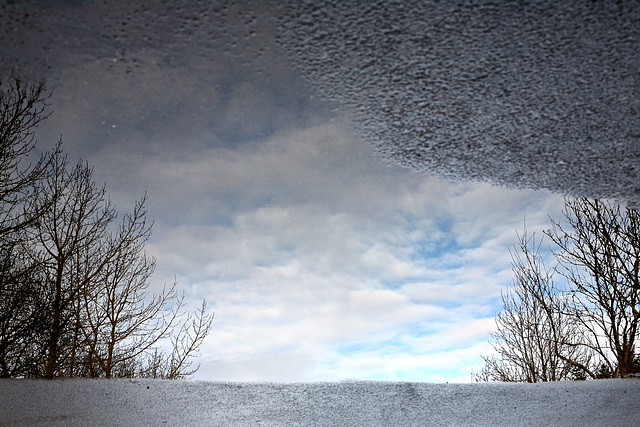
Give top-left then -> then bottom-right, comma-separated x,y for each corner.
278,1 -> 640,205
1,378 -> 638,426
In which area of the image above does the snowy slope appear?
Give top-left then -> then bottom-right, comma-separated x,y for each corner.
1,379 -> 639,426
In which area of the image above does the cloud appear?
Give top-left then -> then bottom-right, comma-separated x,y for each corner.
132,119 -> 566,382
4,0 -> 572,382
36,87 -> 567,382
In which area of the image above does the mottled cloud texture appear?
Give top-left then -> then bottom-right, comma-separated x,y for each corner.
134,119 -> 565,382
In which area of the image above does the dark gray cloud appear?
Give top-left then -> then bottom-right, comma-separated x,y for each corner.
1,0 -> 332,157
278,1 -> 640,202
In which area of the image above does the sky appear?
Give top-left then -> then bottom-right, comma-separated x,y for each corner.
1,0 -> 635,382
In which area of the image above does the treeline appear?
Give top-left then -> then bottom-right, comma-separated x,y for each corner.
476,198 -> 640,382
0,77 -> 212,379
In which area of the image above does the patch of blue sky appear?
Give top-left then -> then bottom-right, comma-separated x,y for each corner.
398,218 -> 467,263
409,238 -> 463,266
338,340 -> 405,359
338,325 -> 465,357
336,341 -> 483,383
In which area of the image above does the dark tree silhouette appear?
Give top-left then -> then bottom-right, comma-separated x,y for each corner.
478,199 -> 640,382
0,75 -> 212,379
548,199 -> 640,378
0,77 -> 53,235
476,228 -> 591,382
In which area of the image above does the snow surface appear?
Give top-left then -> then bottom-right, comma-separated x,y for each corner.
278,1 -> 640,204
1,1 -> 637,204
1,378 -> 639,426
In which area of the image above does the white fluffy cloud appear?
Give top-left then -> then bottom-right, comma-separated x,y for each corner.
37,94 -> 567,381
132,119 -> 566,382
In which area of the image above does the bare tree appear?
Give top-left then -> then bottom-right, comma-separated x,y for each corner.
138,301 -> 214,380
0,242 -> 49,377
0,76 -> 55,378
0,77 -> 214,379
478,199 -> 640,382
547,198 -> 640,378
78,196 -> 214,379
477,229 -> 590,382
23,150 -> 214,379
0,77 -> 53,236
81,235 -> 181,379
165,300 -> 214,379
22,151 -> 118,377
